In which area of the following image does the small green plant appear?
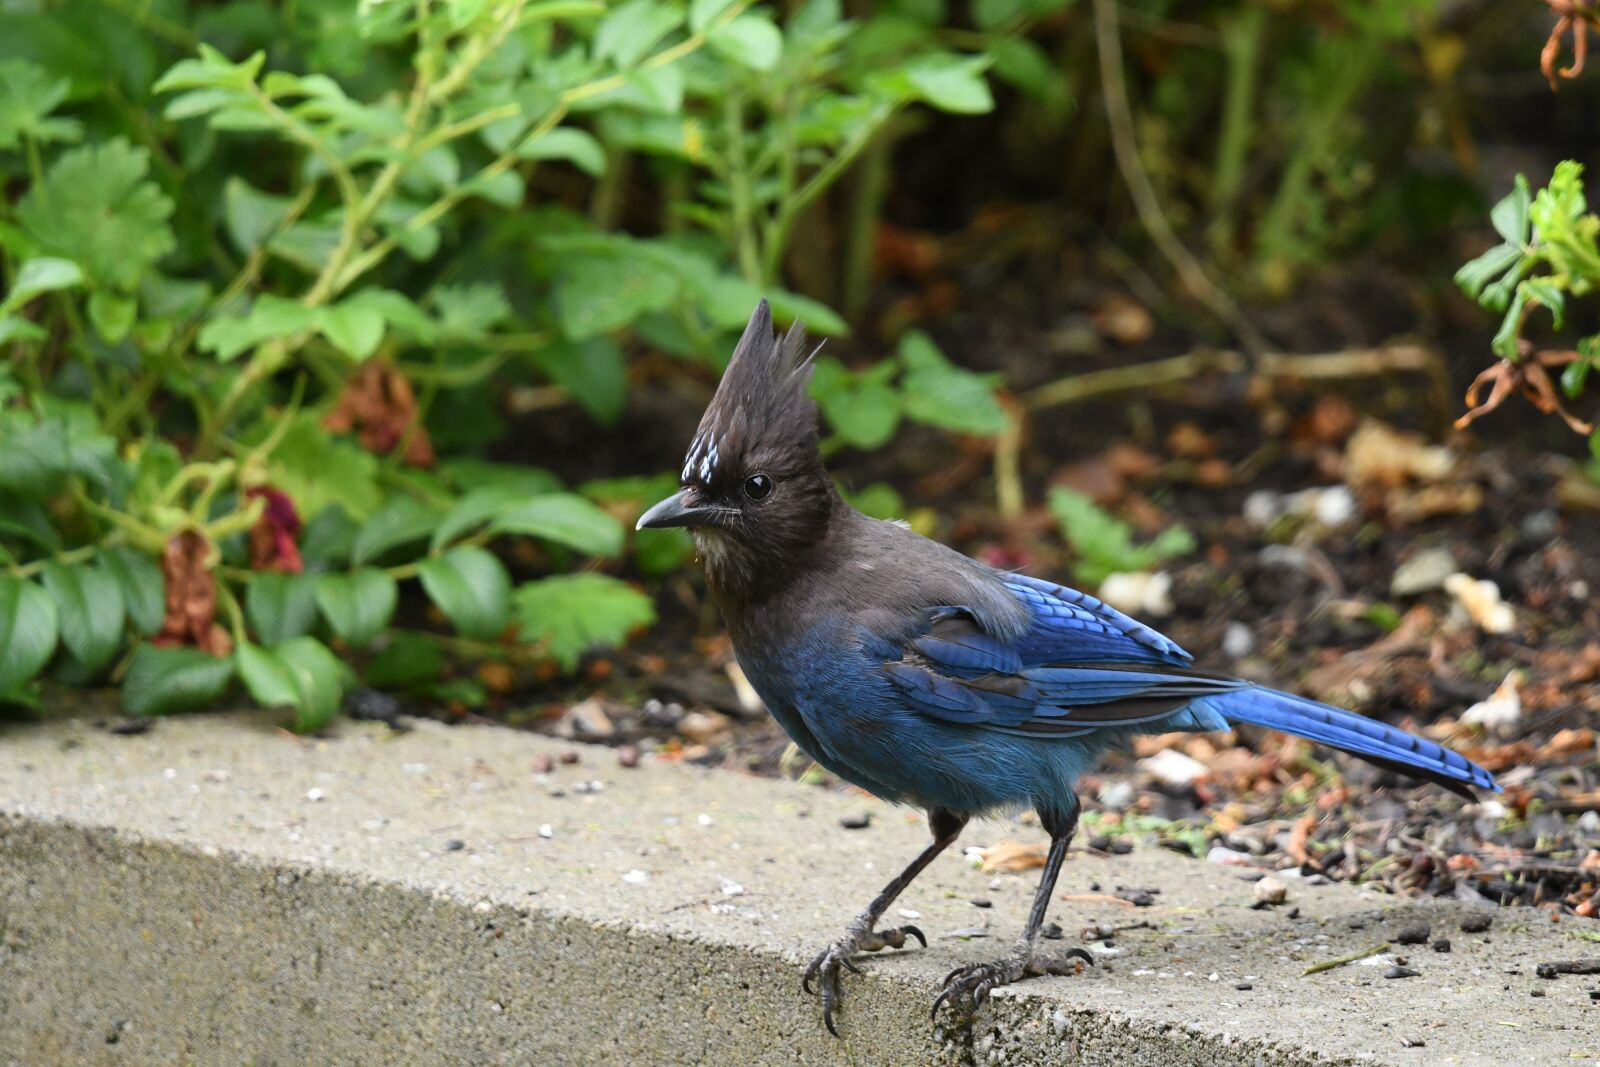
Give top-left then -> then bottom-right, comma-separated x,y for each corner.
0,0 -> 1026,728
809,330 -> 1007,451
1454,161 -> 1600,456
1047,487 -> 1195,585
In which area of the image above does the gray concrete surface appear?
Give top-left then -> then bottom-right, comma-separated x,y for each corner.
0,712 -> 1593,1066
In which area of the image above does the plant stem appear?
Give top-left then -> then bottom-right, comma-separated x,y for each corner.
1207,6 -> 1262,256
765,103 -> 894,285
724,91 -> 763,282
1299,943 -> 1388,977
1092,0 -> 1266,355
1023,343 -> 1445,411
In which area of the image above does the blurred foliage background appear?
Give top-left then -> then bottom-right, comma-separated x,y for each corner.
0,0 -> 1596,727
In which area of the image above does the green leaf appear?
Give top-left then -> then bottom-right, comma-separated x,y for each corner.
530,336 -> 627,424
268,414 -> 384,522
1,257 -> 85,315
1562,357 -> 1591,399
972,0 -> 1026,30
318,299 -> 386,360
490,493 -> 624,556
430,486 -> 523,551
897,331 -> 1006,435
363,632 -> 444,689
810,357 -> 901,449
900,55 -> 994,115
87,290 -> 137,343
988,37 -> 1063,107
418,546 -> 512,640
351,496 -> 438,565
122,644 -> 234,716
1523,278 -> 1566,330
766,287 -> 849,337
153,44 -> 265,93
594,0 -> 684,67
0,575 -> 58,693
223,178 -> 295,254
1453,242 -> 1523,303
236,641 -> 300,710
689,0 -> 735,33
15,138 -> 174,293
512,573 -> 655,671
437,459 -> 563,497
246,572 -> 320,644
1048,486 -> 1194,585
273,636 -> 350,732
1491,174 -> 1532,246
708,15 -> 783,70
280,514 -> 345,578
519,127 -> 607,177
556,253 -> 680,340
430,281 -> 511,340
0,406 -> 119,498
39,561 -> 125,674
101,547 -> 164,635
314,569 -> 397,647
1492,285 -> 1531,360
198,294 -> 317,361
839,481 -> 905,520
0,59 -> 81,149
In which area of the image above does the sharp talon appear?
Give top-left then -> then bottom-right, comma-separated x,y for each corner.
824,1008 -> 839,1038
802,974 -> 815,995
842,957 -> 863,975
1068,947 -> 1094,966
931,989 -> 952,1020
903,924 -> 927,948
941,965 -> 966,985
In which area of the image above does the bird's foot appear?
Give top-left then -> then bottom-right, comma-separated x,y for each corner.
931,943 -> 1093,1018
802,924 -> 927,1036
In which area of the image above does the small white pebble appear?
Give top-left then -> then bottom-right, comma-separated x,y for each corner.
720,879 -> 746,897
1253,876 -> 1288,905
202,769 -> 230,783
538,824 -> 553,839
622,869 -> 649,885
162,768 -> 177,780
306,788 -> 325,802
897,908 -> 922,920
696,813 -> 714,827
402,763 -> 428,774
1207,972 -> 1220,982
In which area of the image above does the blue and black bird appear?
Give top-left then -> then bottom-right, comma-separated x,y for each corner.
637,301 -> 1499,1034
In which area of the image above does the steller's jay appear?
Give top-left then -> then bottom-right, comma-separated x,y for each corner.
637,300 -> 1499,1035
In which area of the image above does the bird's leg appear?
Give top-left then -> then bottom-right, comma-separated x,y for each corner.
804,807 -> 967,1036
932,804 -> 1092,1018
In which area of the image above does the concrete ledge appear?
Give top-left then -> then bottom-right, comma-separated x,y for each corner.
0,714 -> 1591,1066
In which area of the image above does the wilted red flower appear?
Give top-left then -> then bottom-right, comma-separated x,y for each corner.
153,530 -> 232,657
323,359 -> 436,467
246,485 -> 303,574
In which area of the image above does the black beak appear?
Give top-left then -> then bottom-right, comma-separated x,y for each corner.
636,490 -> 719,530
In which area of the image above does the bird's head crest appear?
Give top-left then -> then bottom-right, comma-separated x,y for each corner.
681,298 -> 819,492
636,299 -> 835,600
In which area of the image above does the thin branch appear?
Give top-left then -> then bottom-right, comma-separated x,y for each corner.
1092,0 -> 1268,356
1023,342 -> 1444,411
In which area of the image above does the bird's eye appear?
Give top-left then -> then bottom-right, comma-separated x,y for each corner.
743,473 -> 773,500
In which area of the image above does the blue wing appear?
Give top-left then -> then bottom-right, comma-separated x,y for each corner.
875,572 -> 1498,796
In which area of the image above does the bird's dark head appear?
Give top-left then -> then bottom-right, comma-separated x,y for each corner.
637,299 -> 837,600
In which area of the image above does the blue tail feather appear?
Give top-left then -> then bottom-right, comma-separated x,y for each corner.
1201,686 -> 1500,795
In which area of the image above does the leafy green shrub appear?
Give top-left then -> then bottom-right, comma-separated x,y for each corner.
0,0 -> 1020,725
1454,162 -> 1599,454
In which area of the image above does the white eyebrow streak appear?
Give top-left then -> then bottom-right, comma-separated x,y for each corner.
682,433 -> 705,483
